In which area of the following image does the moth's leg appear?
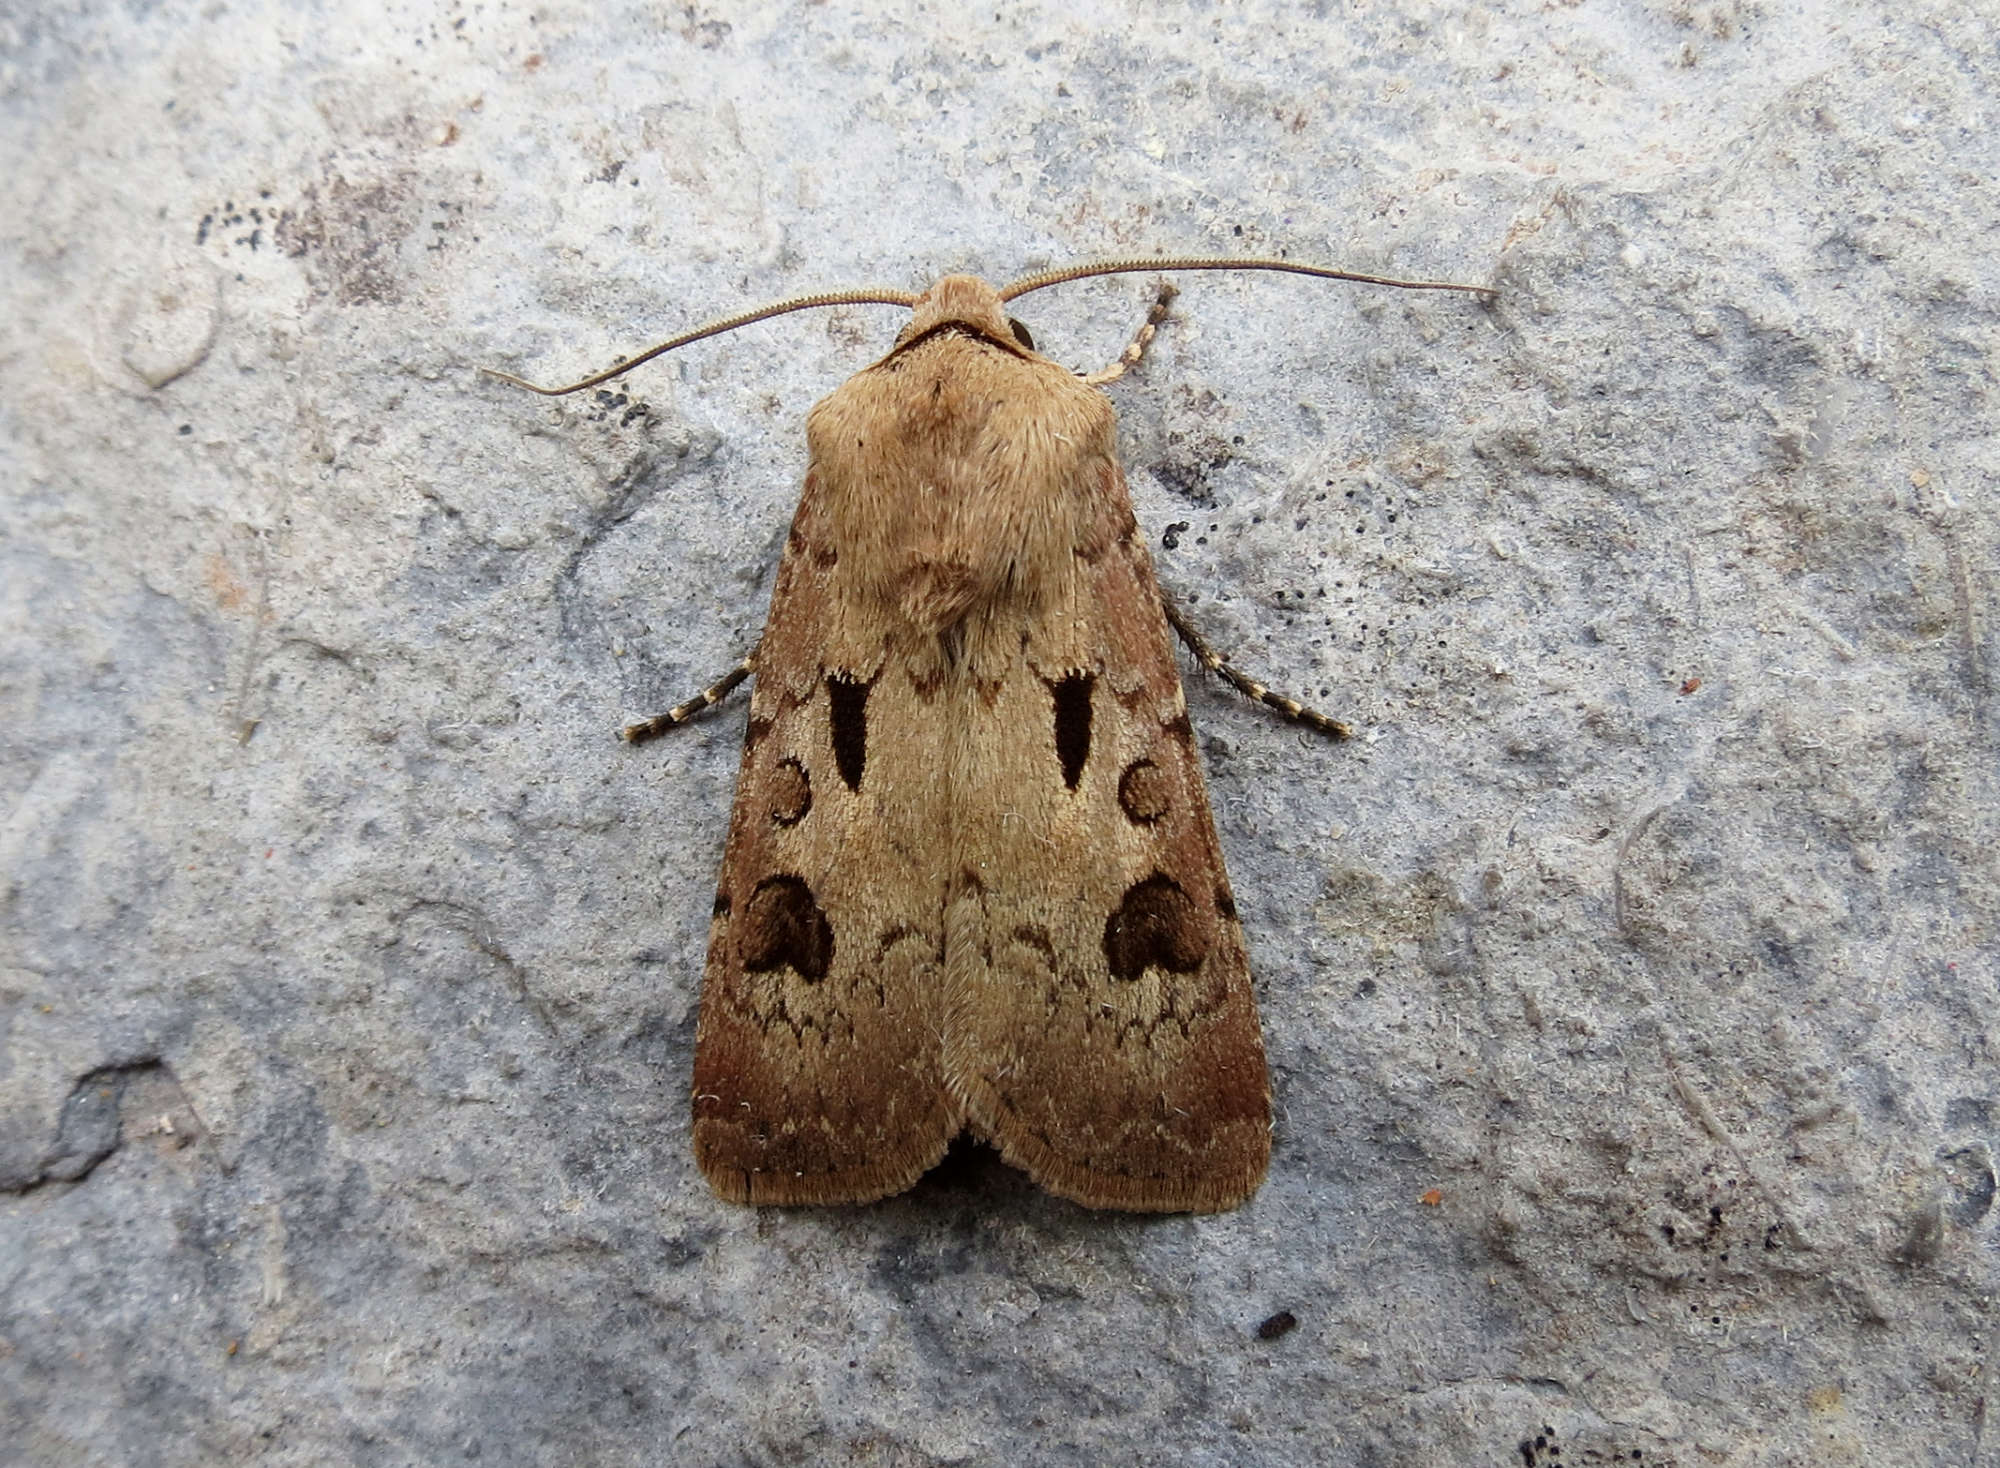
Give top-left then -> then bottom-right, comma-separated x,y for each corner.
620,651 -> 755,743
1159,592 -> 1351,740
1082,282 -> 1179,387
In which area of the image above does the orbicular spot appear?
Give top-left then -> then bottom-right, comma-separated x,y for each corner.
1163,711 -> 1195,749
768,757 -> 812,826
1102,873 -> 1209,980
744,715 -> 775,753
739,875 -> 834,981
1117,759 -> 1172,824
1050,671 -> 1095,790
826,673 -> 870,791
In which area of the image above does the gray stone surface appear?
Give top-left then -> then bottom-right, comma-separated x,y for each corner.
2,1 -> 1995,1463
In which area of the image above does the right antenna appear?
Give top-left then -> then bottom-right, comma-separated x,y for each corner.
1000,256 -> 1496,303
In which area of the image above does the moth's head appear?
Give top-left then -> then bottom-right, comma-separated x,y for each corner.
896,274 -> 1040,356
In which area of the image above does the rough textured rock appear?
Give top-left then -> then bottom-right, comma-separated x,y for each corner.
2,2 -> 1994,1464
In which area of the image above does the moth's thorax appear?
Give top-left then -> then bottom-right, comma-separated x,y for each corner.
805,307 -> 1123,637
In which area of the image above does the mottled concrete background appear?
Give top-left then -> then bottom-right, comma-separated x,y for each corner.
3,1 -> 1995,1464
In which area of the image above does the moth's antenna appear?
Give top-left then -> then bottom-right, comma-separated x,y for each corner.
999,256 -> 1495,303
482,287 -> 922,396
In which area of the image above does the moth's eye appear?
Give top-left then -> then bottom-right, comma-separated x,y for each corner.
1008,318 -> 1035,351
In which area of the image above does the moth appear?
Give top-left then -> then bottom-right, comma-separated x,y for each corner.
489,256 -> 1492,1211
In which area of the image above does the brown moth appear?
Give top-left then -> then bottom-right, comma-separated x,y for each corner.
488,257 -> 1492,1211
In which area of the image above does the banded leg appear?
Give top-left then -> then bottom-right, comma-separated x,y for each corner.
621,652 -> 755,743
1160,593 -> 1351,740
1083,282 -> 1178,387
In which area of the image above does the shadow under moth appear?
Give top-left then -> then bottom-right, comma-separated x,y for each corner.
489,256 -> 1491,1212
